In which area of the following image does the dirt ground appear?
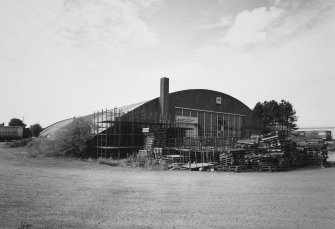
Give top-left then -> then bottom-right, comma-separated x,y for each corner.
0,143 -> 334,229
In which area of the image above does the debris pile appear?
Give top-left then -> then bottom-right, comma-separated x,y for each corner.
142,131 -> 330,172
219,149 -> 246,172
306,147 -> 328,166
220,131 -> 329,172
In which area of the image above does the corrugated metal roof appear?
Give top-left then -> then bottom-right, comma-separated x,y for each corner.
40,101 -> 148,139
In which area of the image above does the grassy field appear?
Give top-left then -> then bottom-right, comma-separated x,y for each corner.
0,143 -> 334,229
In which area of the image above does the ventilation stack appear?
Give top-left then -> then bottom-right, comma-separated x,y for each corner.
159,77 -> 169,118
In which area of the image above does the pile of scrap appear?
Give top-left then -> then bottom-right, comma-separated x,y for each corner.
306,147 -> 328,166
258,132 -> 284,149
293,135 -> 328,167
219,149 -> 246,172
221,131 -> 329,172
159,155 -> 187,170
258,156 -> 278,172
236,139 -> 258,150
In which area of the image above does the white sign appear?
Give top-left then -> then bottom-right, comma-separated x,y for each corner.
154,148 -> 162,154
176,116 -> 198,124
142,128 -> 149,133
216,97 -> 222,104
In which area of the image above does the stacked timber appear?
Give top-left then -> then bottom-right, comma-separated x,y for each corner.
219,149 -> 246,172
258,131 -> 285,149
255,132 -> 300,171
266,151 -> 293,171
258,156 -> 277,172
159,155 -> 185,170
277,156 -> 292,171
291,135 -> 328,167
245,153 -> 286,172
306,147 -> 327,166
245,153 -> 261,170
289,149 -> 307,168
236,139 -> 258,150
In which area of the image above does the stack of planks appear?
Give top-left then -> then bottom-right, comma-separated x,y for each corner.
219,149 -> 246,172
245,153 -> 261,170
277,156 -> 292,171
258,132 -> 285,149
258,156 -> 277,172
306,147 -> 328,166
291,150 -> 307,168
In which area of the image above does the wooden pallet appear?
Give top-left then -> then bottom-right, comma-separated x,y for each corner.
228,165 -> 243,172
260,165 -> 278,172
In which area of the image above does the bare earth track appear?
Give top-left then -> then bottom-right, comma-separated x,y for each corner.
0,143 -> 334,228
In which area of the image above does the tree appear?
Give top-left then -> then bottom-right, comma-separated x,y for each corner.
278,100 -> 298,131
30,124 -> 43,137
56,118 -> 94,158
9,118 -> 26,127
253,100 -> 279,131
253,100 -> 298,133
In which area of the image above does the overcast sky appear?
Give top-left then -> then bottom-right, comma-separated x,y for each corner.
0,0 -> 334,128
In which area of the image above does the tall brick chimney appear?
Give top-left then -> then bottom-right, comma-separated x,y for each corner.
159,77 -> 169,117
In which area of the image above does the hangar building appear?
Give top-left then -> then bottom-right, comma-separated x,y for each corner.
42,77 -> 262,158
92,77 -> 262,158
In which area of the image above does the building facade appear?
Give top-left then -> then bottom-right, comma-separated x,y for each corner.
41,77 -> 262,158
130,78 -> 262,139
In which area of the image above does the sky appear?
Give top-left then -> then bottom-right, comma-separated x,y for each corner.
0,0 -> 334,128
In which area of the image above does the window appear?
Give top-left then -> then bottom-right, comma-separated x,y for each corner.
204,112 -> 211,137
228,115 -> 234,138
218,114 -> 224,137
212,113 -> 217,137
224,115 -> 228,138
176,108 -> 182,116
191,110 -> 198,117
198,112 -> 204,137
175,107 -> 245,139
183,109 -> 190,117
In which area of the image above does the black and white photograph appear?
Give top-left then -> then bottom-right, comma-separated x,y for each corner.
0,0 -> 334,228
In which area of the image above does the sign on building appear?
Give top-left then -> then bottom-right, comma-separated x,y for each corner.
142,128 -> 150,133
176,116 -> 198,124
216,97 -> 222,104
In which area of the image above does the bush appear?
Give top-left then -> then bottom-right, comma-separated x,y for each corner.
30,123 -> 43,137
56,118 -> 94,158
97,153 -> 162,169
27,137 -> 61,157
8,118 -> 26,127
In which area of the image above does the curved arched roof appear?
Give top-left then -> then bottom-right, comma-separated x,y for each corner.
40,89 -> 256,138
169,89 -> 252,112
40,101 -> 148,139
131,89 -> 253,117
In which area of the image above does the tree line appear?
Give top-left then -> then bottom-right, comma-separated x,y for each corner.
3,118 -> 43,137
253,99 -> 298,133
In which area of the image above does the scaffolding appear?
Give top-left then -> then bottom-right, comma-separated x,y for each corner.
163,136 -> 237,169
93,107 -> 242,166
93,108 -> 174,159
